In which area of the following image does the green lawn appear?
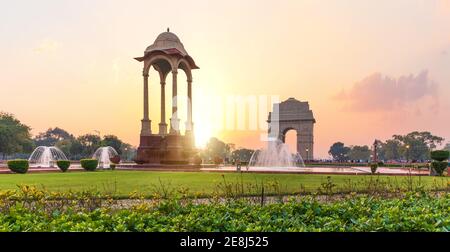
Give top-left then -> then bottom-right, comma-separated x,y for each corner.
0,171 -> 448,197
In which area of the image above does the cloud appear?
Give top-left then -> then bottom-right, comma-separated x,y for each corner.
33,38 -> 62,54
334,70 -> 439,112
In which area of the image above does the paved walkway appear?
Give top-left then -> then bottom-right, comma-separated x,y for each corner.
201,166 -> 430,176
0,164 -> 431,176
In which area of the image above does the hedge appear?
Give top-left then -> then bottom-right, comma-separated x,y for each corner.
80,159 -> 98,171
56,160 -> 71,172
430,161 -> 448,176
0,192 -> 448,232
430,150 -> 449,162
370,163 -> 378,174
7,159 -> 29,174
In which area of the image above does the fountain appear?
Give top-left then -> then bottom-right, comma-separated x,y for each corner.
247,139 -> 305,171
92,146 -> 120,169
29,146 -> 68,168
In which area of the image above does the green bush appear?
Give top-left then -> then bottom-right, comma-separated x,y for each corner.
80,159 -> 98,171
0,191 -> 448,232
110,164 -> 116,170
56,160 -> 71,172
370,163 -> 378,174
430,150 -> 449,162
7,159 -> 29,174
430,161 -> 447,176
377,161 -> 384,166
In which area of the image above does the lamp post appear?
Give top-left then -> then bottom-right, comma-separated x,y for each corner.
406,144 -> 410,164
305,148 -> 309,163
372,140 -> 379,163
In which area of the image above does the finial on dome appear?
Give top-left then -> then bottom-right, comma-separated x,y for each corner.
167,27 -> 170,32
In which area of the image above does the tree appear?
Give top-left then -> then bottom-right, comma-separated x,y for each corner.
231,148 -> 255,163
348,145 -> 371,161
0,112 -> 33,158
203,137 -> 229,163
379,139 -> 402,161
328,142 -> 350,162
55,139 -> 73,158
393,131 -> 444,161
77,134 -> 102,158
120,143 -> 136,161
34,127 -> 73,147
101,135 -> 123,155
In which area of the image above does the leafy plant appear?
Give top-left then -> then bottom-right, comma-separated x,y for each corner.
0,187 -> 449,232
430,151 -> 449,176
56,160 -> 71,172
430,150 -> 449,162
7,159 -> 29,174
110,164 -> 116,170
430,161 -> 448,176
80,159 -> 98,171
370,163 -> 379,174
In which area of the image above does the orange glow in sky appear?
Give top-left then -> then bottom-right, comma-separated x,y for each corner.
1,0 -> 450,158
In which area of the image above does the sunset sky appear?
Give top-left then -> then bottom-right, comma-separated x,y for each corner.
1,0 -> 450,158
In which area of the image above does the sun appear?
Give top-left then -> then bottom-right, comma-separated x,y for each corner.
194,123 -> 214,149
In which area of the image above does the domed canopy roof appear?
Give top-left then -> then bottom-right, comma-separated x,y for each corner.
135,29 -> 198,69
144,30 -> 189,56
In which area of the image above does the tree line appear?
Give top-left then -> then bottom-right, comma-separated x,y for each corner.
2,111 -> 449,163
328,131 -> 446,162
0,112 -> 135,160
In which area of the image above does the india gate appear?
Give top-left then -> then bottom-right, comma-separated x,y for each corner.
268,98 -> 316,161
134,29 -> 198,164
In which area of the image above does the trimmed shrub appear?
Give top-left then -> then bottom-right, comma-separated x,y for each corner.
56,160 -> 71,172
430,161 -> 448,176
80,159 -> 98,171
110,155 -> 121,164
430,150 -> 449,162
370,163 -> 378,174
110,164 -> 116,170
377,161 -> 384,166
7,159 -> 29,174
192,155 -> 202,165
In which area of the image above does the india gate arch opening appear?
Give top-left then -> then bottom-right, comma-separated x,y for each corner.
134,29 -> 199,164
267,98 -> 316,161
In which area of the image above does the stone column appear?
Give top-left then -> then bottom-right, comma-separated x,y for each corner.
186,79 -> 193,132
159,80 -> 167,135
185,78 -> 194,147
170,70 -> 180,134
140,73 -> 152,136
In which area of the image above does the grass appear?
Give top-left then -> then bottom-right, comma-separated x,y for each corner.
0,170 -> 448,198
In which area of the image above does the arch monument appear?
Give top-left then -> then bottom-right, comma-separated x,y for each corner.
267,98 -> 316,161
